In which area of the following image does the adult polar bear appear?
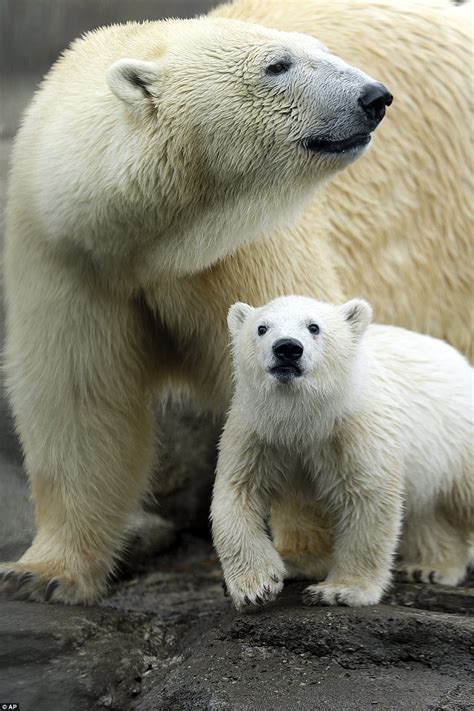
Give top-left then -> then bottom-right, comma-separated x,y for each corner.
1,0 -> 471,604
216,0 -> 473,357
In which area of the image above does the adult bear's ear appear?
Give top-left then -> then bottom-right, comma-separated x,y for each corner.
106,59 -> 161,110
340,299 -> 372,339
227,302 -> 254,336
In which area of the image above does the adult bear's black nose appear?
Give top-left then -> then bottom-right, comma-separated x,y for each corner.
358,82 -> 393,125
272,338 -> 304,361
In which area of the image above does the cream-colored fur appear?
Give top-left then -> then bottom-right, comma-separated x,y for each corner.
212,296 -> 473,608
215,0 -> 473,360
2,16 -> 379,602
2,1 -> 471,604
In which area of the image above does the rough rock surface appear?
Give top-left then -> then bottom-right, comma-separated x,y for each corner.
1,537 -> 473,710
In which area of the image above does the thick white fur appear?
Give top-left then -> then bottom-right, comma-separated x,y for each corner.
3,17 -> 378,603
2,1 -> 472,604
216,0 -> 473,360
212,296 -> 473,608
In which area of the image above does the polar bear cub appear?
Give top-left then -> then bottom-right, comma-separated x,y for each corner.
212,296 -> 473,608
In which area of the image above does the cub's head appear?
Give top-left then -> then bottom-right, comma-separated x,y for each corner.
106,18 -> 391,271
228,296 -> 372,397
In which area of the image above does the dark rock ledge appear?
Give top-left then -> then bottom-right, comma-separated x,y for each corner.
1,536 -> 473,711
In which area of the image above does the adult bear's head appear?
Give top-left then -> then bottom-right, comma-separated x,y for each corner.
106,18 -> 392,273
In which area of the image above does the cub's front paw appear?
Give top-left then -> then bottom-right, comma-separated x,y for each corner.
0,560 -> 106,605
302,580 -> 383,607
226,561 -> 286,610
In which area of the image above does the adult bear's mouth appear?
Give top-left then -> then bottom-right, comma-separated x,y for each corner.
269,363 -> 302,383
302,133 -> 371,154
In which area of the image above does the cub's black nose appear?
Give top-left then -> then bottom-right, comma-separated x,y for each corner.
358,82 -> 393,125
272,338 -> 304,361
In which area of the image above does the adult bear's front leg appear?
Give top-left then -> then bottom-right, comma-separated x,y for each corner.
1,249 -> 155,604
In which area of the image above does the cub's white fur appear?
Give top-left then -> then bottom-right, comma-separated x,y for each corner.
212,296 -> 473,608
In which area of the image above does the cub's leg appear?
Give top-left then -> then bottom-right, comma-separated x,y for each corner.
303,437 -> 403,607
398,460 -> 473,586
211,415 -> 286,609
1,252 -> 154,604
397,509 -> 471,586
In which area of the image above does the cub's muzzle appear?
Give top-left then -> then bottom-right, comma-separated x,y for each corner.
270,338 -> 304,382
272,338 -> 304,360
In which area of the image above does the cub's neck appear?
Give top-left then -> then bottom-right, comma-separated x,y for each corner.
233,346 -> 369,449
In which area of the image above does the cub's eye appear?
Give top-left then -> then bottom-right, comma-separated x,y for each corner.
266,61 -> 291,75
308,324 -> 320,335
257,325 -> 268,336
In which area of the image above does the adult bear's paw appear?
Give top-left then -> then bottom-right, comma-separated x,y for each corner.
0,559 -> 106,605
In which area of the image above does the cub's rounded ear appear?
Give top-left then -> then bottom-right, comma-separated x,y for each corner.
106,59 -> 161,110
227,302 -> 254,336
340,298 -> 372,339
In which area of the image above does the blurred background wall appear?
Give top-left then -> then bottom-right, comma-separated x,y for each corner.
0,0 -> 217,138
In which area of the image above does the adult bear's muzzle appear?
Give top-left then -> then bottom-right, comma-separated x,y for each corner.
298,50 -> 393,160
303,82 -> 392,155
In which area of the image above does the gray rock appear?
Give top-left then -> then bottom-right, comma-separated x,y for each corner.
139,601 -> 474,711
0,600 -> 165,711
2,537 -> 473,710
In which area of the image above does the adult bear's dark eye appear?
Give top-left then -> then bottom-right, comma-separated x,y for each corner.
266,61 -> 291,75
308,324 -> 320,335
258,325 -> 268,336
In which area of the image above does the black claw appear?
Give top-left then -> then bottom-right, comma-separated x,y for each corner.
303,589 -> 320,606
270,574 -> 280,583
44,578 -> 60,602
243,595 -> 251,606
16,572 -> 34,589
413,569 -> 422,583
335,593 -> 348,607
3,570 -> 16,583
222,581 -> 228,597
428,571 -> 436,584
